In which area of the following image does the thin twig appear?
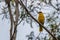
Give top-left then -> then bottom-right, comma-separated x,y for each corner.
49,0 -> 58,10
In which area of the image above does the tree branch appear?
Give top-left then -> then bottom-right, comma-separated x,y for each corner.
10,0 -> 19,40
8,3 -> 14,40
5,0 -> 14,40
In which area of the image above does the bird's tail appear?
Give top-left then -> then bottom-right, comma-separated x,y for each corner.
39,26 -> 43,32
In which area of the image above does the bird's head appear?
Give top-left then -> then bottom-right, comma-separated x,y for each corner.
38,11 -> 42,14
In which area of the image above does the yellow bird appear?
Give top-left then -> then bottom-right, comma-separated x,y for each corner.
38,11 -> 45,32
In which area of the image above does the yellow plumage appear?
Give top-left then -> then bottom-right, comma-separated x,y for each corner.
38,12 -> 45,32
